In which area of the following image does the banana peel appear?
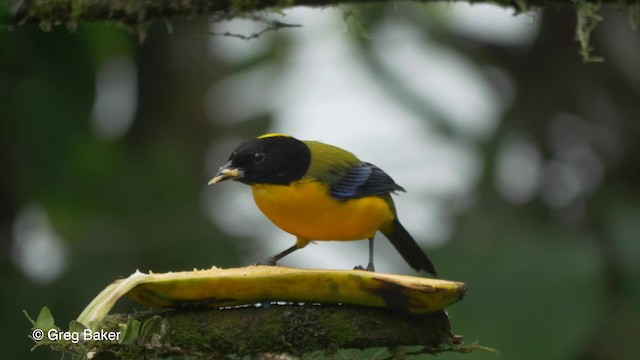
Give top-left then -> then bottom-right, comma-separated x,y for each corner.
77,266 -> 466,326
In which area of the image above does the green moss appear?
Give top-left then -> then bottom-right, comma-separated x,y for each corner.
318,307 -> 358,347
573,0 -> 604,62
229,0 -> 261,14
26,306 -> 487,359
278,307 -> 324,354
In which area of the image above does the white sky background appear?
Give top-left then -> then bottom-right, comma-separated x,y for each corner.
204,3 -> 540,273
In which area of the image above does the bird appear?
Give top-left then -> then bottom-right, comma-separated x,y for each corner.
208,133 -> 437,276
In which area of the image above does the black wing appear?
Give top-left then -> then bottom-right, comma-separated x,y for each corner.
330,162 -> 405,200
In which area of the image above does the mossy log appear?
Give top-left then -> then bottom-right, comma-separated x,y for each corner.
85,304 -> 469,359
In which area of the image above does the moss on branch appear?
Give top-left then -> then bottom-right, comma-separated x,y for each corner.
29,304 -> 491,359
3,0 -> 637,28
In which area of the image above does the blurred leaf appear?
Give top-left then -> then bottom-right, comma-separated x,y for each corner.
81,23 -> 133,66
0,4 -> 8,25
22,310 -> 36,327
68,320 -> 86,334
118,316 -> 140,345
139,315 -> 163,342
34,307 -> 56,332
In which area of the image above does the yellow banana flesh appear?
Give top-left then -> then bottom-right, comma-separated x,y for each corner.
125,266 -> 466,315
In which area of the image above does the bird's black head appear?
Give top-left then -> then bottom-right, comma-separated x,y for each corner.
209,134 -> 311,186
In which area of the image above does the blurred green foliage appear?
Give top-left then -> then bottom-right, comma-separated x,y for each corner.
1,19 -> 243,359
1,4 -> 639,360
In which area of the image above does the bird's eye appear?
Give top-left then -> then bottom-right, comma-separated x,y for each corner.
253,152 -> 265,164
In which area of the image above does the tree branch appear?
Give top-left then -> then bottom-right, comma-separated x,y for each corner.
3,0 -> 636,28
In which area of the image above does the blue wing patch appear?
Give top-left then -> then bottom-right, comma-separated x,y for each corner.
330,162 -> 405,200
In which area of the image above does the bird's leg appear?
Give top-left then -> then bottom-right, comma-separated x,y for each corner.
259,244 -> 299,266
354,238 -> 376,272
366,237 -> 375,272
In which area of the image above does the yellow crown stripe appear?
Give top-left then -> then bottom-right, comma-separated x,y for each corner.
257,133 -> 291,139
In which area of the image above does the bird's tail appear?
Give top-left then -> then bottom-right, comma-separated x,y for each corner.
382,219 -> 437,276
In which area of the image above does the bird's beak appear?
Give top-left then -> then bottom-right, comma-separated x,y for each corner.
208,161 -> 245,185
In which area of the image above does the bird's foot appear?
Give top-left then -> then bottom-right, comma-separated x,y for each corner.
366,263 -> 375,272
256,258 -> 278,266
353,264 -> 375,272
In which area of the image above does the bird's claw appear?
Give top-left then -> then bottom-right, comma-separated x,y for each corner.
353,264 -> 375,272
257,258 -> 278,266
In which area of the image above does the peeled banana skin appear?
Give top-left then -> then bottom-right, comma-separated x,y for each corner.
76,266 -> 465,325
124,266 -> 466,315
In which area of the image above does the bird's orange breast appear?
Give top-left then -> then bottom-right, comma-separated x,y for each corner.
251,180 -> 394,241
